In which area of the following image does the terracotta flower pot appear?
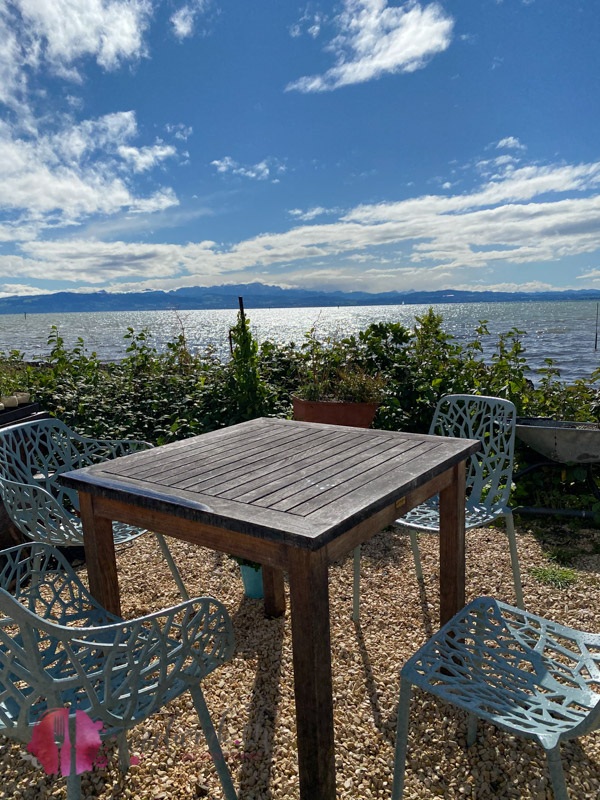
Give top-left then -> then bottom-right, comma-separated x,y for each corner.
292,396 -> 379,428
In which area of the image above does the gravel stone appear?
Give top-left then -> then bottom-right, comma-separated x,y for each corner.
1,522 -> 599,798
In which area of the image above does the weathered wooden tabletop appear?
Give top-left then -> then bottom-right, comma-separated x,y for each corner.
62,416 -> 479,550
61,417 -> 479,800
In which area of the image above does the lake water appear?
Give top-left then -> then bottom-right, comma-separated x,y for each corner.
1,300 -> 600,384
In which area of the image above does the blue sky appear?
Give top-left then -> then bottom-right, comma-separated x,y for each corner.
1,0 -> 599,299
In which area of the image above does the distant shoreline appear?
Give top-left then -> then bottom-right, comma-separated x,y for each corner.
2,284 -> 600,315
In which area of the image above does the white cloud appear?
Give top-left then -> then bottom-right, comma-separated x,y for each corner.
0,8 -> 27,110
0,0 -> 157,122
7,156 -> 600,295
130,189 -> 179,214
171,6 -> 196,39
288,206 -> 339,221
576,268 -> 600,282
0,111 -> 180,231
166,123 -> 193,141
289,9 -> 325,39
496,136 -> 526,151
0,254 -> 50,279
457,281 -> 557,293
287,0 -> 454,93
211,156 -> 286,182
170,1 -> 210,40
10,0 -> 153,79
0,2 -> 186,233
0,282 -> 54,298
117,143 -> 177,173
18,239 -> 214,283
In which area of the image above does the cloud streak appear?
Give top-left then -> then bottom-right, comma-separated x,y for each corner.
287,0 -> 454,92
8,157 -> 600,293
210,156 -> 286,182
170,1 -> 210,40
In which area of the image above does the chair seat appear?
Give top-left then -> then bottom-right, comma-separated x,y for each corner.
402,596 -> 600,748
352,395 -> 524,621
1,618 -> 206,734
396,497 -> 509,531
0,543 -> 238,799
0,418 -> 189,600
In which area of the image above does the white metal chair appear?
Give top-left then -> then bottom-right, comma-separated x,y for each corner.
353,394 -> 524,620
0,542 -> 237,799
0,417 -> 188,599
392,596 -> 600,800
353,394 -> 523,620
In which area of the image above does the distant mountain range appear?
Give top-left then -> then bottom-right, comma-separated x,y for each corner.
3,284 -> 600,314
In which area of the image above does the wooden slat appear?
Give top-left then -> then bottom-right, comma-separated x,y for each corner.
107,425 -> 277,483
174,427 -> 353,493
121,426 -> 333,493
104,419 -> 286,483
215,429 -> 394,502
262,439 -> 438,513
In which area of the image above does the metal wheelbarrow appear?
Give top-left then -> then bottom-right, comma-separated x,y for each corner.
515,418 -> 600,518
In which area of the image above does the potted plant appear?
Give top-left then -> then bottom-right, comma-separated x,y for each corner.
292,328 -> 385,427
0,353 -> 31,410
231,556 -> 263,599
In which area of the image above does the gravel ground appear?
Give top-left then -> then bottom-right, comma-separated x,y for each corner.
1,520 -> 599,799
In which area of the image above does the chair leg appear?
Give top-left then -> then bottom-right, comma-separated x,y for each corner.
66,714 -> 81,800
190,684 -> 238,800
409,529 -> 424,584
352,545 -> 360,622
391,677 -> 413,800
117,732 -> 130,772
504,511 -> 524,609
546,744 -> 569,800
154,533 -> 190,601
29,545 -> 45,608
466,712 -> 478,747
66,770 -> 81,800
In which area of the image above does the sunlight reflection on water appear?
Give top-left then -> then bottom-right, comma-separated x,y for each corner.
1,301 -> 600,384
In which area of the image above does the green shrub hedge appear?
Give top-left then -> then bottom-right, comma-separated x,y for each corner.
2,308 -> 600,516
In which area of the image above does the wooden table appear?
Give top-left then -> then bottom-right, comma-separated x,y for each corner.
61,417 -> 479,800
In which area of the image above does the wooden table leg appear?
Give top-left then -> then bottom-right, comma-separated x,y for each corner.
287,548 -> 336,800
262,565 -> 286,617
438,460 -> 466,625
79,492 -> 121,617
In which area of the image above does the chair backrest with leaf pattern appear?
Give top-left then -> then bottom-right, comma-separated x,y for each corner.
429,394 -> 516,512
0,542 -> 235,740
0,418 -> 150,546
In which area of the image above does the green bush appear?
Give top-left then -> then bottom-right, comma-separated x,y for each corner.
4,308 -> 600,517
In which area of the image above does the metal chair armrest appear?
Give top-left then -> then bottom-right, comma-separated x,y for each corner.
0,592 -> 235,733
0,476 -> 81,545
64,433 -> 152,467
